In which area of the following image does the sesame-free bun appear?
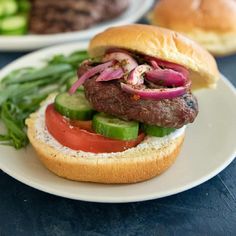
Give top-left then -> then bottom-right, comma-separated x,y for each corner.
89,24 -> 219,90
26,95 -> 185,184
150,0 -> 236,56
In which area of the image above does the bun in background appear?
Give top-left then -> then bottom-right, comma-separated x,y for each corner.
149,0 -> 236,56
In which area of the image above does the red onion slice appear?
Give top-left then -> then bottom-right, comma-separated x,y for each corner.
146,69 -> 187,87
69,60 -> 115,94
145,56 -> 189,78
120,83 -> 187,100
96,67 -> 124,82
149,60 -> 160,69
127,65 -> 152,86
106,48 -> 132,54
103,52 -> 138,73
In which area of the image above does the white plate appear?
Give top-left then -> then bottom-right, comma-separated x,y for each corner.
0,42 -> 235,203
0,0 -> 154,51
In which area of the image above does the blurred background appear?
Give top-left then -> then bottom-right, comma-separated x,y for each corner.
0,0 -> 153,50
1,0 -> 236,57
0,0 -> 131,35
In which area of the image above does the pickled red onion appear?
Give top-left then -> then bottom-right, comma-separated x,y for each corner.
127,65 -> 152,86
103,52 -> 138,73
69,60 -> 115,94
96,67 -> 124,82
145,56 -> 189,78
146,69 -> 187,87
120,83 -> 187,100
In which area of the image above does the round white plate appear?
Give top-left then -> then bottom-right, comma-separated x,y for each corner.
0,0 -> 154,51
0,42 -> 235,203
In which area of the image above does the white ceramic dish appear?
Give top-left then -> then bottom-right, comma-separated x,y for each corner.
0,42 -> 235,203
0,0 -> 154,51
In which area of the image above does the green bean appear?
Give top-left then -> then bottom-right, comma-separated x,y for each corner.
16,93 -> 48,112
0,134 -> 11,141
1,102 -> 28,149
0,49 -> 90,149
0,80 -> 49,105
58,71 -> 75,85
1,67 -> 35,84
5,64 -> 72,84
48,51 -> 89,68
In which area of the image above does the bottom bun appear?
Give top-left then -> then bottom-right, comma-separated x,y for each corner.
26,95 -> 185,184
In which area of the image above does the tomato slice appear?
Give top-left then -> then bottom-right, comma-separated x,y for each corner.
45,104 -> 145,153
70,120 -> 93,132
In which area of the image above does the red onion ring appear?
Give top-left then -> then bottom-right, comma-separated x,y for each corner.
146,69 -> 187,87
149,60 -> 160,69
69,60 -> 115,94
127,65 -> 152,86
103,52 -> 138,73
96,67 -> 124,82
121,82 -> 187,100
145,56 -> 189,78
105,48 -> 132,54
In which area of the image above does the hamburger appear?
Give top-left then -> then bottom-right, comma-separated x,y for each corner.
26,24 -> 219,184
149,0 -> 236,56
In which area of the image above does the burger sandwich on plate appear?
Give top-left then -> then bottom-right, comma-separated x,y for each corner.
26,24 -> 220,184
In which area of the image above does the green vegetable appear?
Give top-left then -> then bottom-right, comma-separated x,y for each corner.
4,64 -> 72,85
1,15 -> 28,35
18,0 -> 30,12
55,92 -> 95,120
0,0 -> 30,35
1,101 -> 28,149
48,51 -> 89,69
93,113 -> 139,141
66,76 -> 84,91
0,50 -> 90,149
0,79 -> 60,106
0,0 -> 18,17
142,124 -> 176,137
1,67 -> 34,83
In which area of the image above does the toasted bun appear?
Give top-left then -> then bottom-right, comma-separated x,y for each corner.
89,24 -> 219,90
26,95 -> 185,184
150,0 -> 236,56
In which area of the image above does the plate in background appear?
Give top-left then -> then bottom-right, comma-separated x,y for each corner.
0,0 -> 154,51
0,42 -> 235,203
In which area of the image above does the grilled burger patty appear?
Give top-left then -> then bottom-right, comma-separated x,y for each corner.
84,77 -> 198,128
30,0 -> 130,34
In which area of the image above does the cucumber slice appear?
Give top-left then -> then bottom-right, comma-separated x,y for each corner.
93,113 -> 139,141
142,124 -> 176,137
0,6 -> 4,17
0,0 -> 18,16
55,92 -> 95,120
67,76 -> 84,92
1,27 -> 26,35
1,15 -> 27,35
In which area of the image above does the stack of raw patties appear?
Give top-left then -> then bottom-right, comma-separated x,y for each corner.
29,0 -> 130,34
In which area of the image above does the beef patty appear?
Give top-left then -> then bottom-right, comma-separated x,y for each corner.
84,77 -> 198,128
29,0 -> 130,34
